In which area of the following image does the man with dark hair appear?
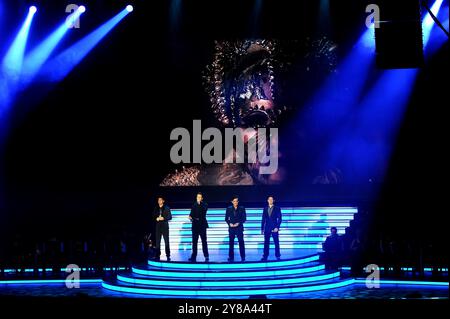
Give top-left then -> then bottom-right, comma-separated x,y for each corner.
188,192 -> 209,262
225,196 -> 246,262
261,196 -> 282,261
153,196 -> 172,261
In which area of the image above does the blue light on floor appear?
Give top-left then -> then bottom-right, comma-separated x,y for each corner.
132,264 -> 325,278
0,279 -> 102,284
102,279 -> 356,296
354,279 -> 448,287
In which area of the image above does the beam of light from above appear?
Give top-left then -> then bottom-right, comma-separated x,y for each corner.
250,0 -> 263,35
21,7 -> 86,86
292,26 -> 375,147
170,0 -> 182,31
422,0 -> 444,48
1,7 -> 37,78
317,2 -> 448,184
1,7 -> 37,116
42,7 -> 131,82
423,2 -> 449,56
318,0 -> 331,34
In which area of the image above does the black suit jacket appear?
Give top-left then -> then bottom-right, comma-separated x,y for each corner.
189,201 -> 209,229
261,205 -> 282,233
225,205 -> 246,229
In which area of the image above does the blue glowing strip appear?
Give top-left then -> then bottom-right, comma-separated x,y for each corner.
148,255 -> 319,269
343,267 -> 448,272
169,222 -> 349,227
171,215 -> 354,221
132,264 -> 324,278
3,267 -> 124,273
169,243 -> 323,249
0,279 -> 102,284
170,239 -> 326,244
102,279 -> 355,296
117,272 -> 340,287
173,229 -> 345,236
423,0 -> 444,47
170,208 -> 358,215
354,279 -> 448,287
1,9 -> 36,76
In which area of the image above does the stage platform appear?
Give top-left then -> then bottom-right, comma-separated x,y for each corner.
101,206 -> 358,297
166,206 -> 358,250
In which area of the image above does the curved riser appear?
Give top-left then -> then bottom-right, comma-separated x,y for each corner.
117,272 -> 340,288
102,279 -> 355,296
132,264 -> 325,278
147,255 -> 319,269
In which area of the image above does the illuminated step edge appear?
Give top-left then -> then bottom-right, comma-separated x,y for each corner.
132,264 -> 325,278
101,279 -> 355,296
170,215 -> 355,221
0,279 -> 102,284
173,229 -> 346,235
170,243 -> 323,249
117,272 -> 340,287
148,255 -> 319,269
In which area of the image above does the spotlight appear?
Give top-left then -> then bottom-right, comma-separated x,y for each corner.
126,5 -> 133,12
29,6 -> 37,14
78,5 -> 86,13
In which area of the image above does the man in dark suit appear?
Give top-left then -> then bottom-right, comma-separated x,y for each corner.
261,196 -> 282,261
225,196 -> 246,262
188,192 -> 209,262
152,196 -> 172,261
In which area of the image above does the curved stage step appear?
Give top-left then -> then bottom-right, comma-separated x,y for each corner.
102,254 -> 353,297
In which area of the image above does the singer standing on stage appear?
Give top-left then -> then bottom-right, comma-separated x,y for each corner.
188,192 -> 209,262
225,196 -> 246,262
153,196 -> 172,261
260,196 -> 282,261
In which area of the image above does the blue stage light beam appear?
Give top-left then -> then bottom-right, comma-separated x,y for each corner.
1,7 -> 37,116
1,6 -> 37,78
170,0 -> 182,32
315,1 -> 448,183
423,0 -> 444,48
423,2 -> 448,56
292,26 -> 375,143
42,7 -> 131,82
21,7 -> 86,86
